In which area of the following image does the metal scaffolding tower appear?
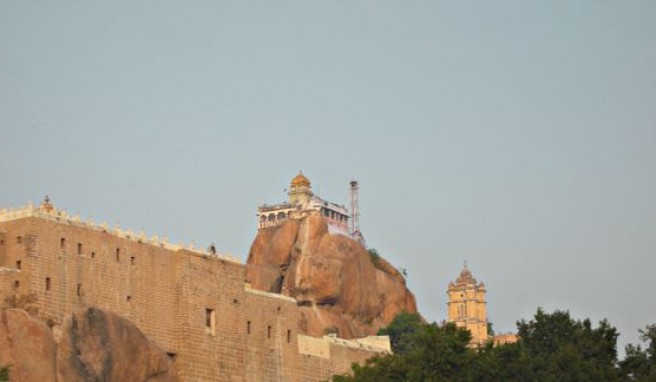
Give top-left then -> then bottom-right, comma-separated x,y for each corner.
350,180 -> 365,246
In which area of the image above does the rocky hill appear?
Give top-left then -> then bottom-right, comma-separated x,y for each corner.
0,307 -> 177,382
245,212 -> 417,338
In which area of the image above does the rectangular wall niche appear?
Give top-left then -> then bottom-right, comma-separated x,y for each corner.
205,308 -> 216,335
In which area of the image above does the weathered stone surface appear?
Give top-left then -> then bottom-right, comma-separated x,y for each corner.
57,307 -> 177,382
245,212 -> 418,338
0,309 -> 57,382
0,307 -> 177,382
246,219 -> 300,292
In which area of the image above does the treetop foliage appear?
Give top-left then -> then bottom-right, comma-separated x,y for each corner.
334,308 -> 655,382
0,365 -> 9,382
619,324 -> 656,381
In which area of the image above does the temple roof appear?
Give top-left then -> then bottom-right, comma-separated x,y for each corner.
456,266 -> 477,285
450,262 -> 485,290
291,172 -> 311,187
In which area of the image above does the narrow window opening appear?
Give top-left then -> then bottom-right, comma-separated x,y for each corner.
287,330 -> 291,343
166,352 -> 177,361
60,238 -> 66,249
14,280 -> 19,289
126,295 -> 131,302
0,239 -> 5,245
46,277 -> 51,291
116,248 -> 120,262
77,243 -> 83,255
16,260 -> 21,270
16,236 -> 22,244
205,308 -> 216,335
77,284 -> 82,297
91,251 -> 96,259
247,321 -> 251,334
267,325 -> 272,339
130,256 -> 135,265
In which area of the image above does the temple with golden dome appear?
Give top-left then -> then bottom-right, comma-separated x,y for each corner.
257,172 -> 350,235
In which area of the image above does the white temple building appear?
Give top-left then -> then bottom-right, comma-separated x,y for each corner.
257,172 -> 350,236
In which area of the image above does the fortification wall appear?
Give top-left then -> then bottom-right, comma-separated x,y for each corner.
0,268 -> 18,300
0,230 -> 6,266
0,211 -> 388,381
175,250 -> 248,380
244,288 -> 303,381
0,216 -> 181,350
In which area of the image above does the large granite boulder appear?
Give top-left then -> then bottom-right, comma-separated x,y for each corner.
57,307 -> 177,382
0,309 -> 57,382
0,307 -> 177,382
245,213 -> 418,338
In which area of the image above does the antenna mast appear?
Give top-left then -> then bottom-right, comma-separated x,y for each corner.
350,180 -> 362,244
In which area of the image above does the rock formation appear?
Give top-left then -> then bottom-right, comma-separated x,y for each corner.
246,212 -> 417,338
0,307 -> 177,382
0,309 -> 57,382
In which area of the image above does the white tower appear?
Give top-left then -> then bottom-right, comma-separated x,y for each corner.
350,180 -> 365,246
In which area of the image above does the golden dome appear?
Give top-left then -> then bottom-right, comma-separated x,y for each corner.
290,172 -> 311,187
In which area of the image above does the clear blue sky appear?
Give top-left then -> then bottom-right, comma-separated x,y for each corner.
1,1 -> 654,352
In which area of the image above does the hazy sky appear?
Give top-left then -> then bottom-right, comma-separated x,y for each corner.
1,1 -> 654,352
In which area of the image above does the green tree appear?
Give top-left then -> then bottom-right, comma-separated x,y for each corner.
377,311 -> 422,354
619,324 -> 656,381
464,341 -> 531,382
0,365 -> 9,382
334,308 -> 623,382
335,322 -> 473,382
516,308 -> 619,381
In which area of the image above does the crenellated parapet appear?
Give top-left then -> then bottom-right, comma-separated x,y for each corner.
0,200 -> 240,264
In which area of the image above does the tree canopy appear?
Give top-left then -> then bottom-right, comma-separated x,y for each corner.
376,311 -> 423,355
619,324 -> 656,381
334,308 -> 653,382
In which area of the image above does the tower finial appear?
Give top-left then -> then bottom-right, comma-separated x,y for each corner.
41,194 -> 54,212
464,259 -> 468,269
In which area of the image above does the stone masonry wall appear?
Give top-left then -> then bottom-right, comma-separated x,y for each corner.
175,250 -> 248,381
0,214 -> 387,381
0,217 -> 179,350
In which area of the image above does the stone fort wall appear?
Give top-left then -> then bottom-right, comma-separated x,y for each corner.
0,207 -> 387,381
